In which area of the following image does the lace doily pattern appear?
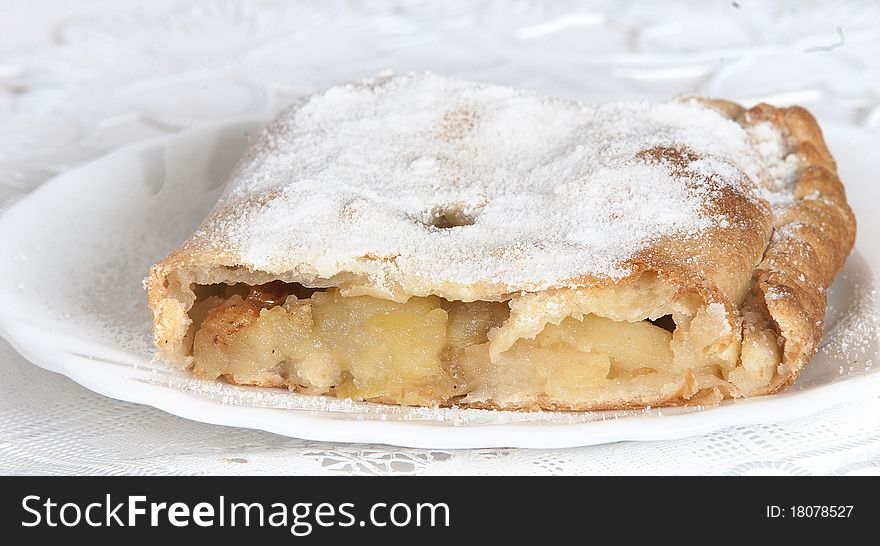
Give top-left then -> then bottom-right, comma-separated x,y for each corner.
1,0 -> 879,474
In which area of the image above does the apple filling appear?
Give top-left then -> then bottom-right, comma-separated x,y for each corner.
183,280 -> 752,408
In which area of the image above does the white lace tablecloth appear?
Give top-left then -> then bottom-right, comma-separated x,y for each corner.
2,0 -> 880,475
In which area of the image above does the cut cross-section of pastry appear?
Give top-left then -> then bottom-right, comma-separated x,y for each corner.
147,73 -> 856,410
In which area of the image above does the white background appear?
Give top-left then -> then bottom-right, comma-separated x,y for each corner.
1,0 -> 879,474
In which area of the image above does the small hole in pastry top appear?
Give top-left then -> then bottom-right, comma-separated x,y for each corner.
427,204 -> 476,229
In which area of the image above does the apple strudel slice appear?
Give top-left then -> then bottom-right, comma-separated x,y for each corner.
147,73 -> 855,410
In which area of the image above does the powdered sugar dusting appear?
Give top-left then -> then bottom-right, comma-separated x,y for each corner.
821,284 -> 879,374
746,120 -> 802,208
200,73 -> 796,295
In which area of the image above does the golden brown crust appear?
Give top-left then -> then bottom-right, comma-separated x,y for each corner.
232,379 -> 717,412
737,105 -> 856,393
147,98 -> 856,411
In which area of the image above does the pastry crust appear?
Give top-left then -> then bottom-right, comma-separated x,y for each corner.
147,74 -> 855,410
738,104 -> 856,394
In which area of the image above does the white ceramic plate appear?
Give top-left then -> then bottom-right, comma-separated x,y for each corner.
0,117 -> 877,449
